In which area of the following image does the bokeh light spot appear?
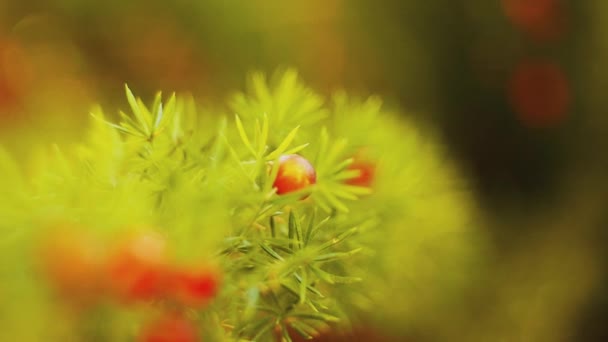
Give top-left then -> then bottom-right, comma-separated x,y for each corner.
508,60 -> 570,128
502,0 -> 566,41
0,37 -> 31,114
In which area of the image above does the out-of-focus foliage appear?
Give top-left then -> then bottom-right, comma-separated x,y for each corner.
0,70 -> 482,341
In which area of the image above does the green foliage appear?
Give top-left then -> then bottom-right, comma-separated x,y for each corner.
0,69 -> 481,341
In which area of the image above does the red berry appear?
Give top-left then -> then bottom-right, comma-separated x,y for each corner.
344,149 -> 376,188
169,266 -> 220,308
139,313 -> 199,342
501,0 -> 565,41
508,60 -> 570,127
36,226 -> 105,303
0,37 -> 31,115
273,154 -> 316,195
345,160 -> 375,187
106,231 -> 169,302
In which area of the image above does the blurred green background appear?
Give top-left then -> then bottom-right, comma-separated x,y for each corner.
0,0 -> 607,340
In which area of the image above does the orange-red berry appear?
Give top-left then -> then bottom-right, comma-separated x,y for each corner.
273,154 -> 316,195
169,266 -> 220,308
345,160 -> 375,187
106,231 -> 169,302
37,227 -> 105,303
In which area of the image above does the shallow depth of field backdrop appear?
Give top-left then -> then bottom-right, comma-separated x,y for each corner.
1,1 -> 607,341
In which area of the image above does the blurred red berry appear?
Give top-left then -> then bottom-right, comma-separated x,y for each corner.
169,266 -> 220,308
502,0 -> 566,41
346,160 -> 375,188
106,231 -> 169,302
508,60 -> 570,127
0,36 -> 31,114
139,313 -> 199,342
37,227 -> 105,303
273,154 -> 316,195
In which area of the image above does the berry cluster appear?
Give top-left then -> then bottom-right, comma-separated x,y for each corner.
37,227 -> 220,341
